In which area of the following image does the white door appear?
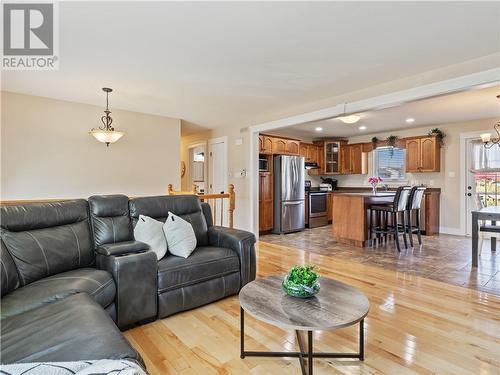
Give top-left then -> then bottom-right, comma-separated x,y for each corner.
208,138 -> 228,226
465,137 -> 500,235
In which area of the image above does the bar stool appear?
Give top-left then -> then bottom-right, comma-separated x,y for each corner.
370,186 -> 411,252
406,186 -> 426,247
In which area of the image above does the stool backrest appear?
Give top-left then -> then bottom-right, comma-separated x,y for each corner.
408,186 -> 426,210
393,186 -> 412,212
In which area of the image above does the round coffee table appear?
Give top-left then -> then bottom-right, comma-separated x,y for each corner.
239,275 -> 369,375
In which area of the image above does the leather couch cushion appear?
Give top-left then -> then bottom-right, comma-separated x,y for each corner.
1,240 -> 20,296
157,246 -> 240,293
0,268 -> 115,319
0,293 -> 142,365
88,195 -> 133,247
129,195 -> 209,246
0,200 -> 94,286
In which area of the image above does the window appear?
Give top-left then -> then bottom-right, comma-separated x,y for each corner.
373,147 -> 406,181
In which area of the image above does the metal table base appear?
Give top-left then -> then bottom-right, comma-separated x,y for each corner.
240,308 -> 365,375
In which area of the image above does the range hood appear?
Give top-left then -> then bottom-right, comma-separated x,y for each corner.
305,162 -> 319,169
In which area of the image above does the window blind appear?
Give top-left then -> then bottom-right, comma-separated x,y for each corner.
375,148 -> 406,180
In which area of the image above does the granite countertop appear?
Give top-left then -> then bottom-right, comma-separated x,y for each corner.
332,186 -> 441,193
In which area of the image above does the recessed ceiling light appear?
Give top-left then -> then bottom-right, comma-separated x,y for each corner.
339,115 -> 361,124
315,127 -> 323,132
359,125 -> 367,130
406,117 -> 415,123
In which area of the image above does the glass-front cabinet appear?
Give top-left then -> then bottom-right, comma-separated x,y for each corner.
324,141 -> 341,174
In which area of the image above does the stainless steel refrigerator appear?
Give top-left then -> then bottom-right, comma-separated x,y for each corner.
273,155 -> 305,234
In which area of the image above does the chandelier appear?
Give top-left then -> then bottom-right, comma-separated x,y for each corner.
89,88 -> 124,146
480,94 -> 500,148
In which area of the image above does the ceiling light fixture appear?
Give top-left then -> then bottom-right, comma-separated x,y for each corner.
339,115 -> 361,124
315,127 -> 323,132
89,88 -> 124,147
337,103 -> 361,124
359,125 -> 367,130
405,117 -> 415,123
480,95 -> 500,148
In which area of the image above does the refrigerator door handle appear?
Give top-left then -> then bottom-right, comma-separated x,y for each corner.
283,201 -> 303,205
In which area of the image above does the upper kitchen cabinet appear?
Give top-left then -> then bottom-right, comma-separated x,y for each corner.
286,139 -> 300,155
259,135 -> 273,154
300,143 -> 319,163
341,143 -> 366,174
324,141 -> 342,174
406,135 -> 440,173
268,136 -> 300,155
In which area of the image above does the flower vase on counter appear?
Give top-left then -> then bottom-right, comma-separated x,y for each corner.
368,176 -> 383,195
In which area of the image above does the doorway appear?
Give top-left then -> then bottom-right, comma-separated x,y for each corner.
187,143 -> 207,193
465,137 -> 500,235
208,137 -> 228,224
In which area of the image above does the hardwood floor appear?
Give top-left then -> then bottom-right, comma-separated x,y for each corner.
260,226 -> 500,295
125,241 -> 500,375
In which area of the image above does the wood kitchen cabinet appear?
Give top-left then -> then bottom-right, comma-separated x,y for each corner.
406,136 -> 440,173
286,140 -> 300,155
341,144 -> 365,175
324,141 -> 342,174
259,171 -> 273,232
267,135 -> 300,156
327,192 -> 333,222
272,138 -> 287,154
259,135 -> 273,155
300,143 -> 319,163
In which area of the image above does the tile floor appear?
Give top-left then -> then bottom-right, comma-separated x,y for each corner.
260,225 -> 500,295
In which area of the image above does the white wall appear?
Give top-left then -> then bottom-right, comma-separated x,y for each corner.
1,91 -> 181,199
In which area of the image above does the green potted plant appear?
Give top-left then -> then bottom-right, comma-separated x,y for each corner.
282,265 -> 320,298
428,128 -> 445,146
386,135 -> 398,156
371,136 -> 379,150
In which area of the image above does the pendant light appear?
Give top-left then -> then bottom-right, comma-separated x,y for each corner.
480,95 -> 500,148
89,87 -> 124,146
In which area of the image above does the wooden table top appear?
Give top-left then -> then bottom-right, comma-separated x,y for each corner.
239,275 -> 369,331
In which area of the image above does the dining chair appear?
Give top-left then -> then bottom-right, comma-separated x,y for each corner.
370,186 -> 412,252
473,194 -> 485,255
406,186 -> 426,247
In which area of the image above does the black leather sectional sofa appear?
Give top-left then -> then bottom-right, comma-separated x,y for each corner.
0,194 -> 256,370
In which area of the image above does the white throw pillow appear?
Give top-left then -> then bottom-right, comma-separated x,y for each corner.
163,212 -> 197,258
133,215 -> 167,260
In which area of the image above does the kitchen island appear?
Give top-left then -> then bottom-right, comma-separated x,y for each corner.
331,189 -> 440,247
332,192 -> 395,247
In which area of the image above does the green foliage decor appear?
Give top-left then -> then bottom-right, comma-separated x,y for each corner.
428,128 -> 445,146
282,265 -> 320,298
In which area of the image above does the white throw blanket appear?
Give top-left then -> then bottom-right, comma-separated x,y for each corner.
0,359 -> 147,375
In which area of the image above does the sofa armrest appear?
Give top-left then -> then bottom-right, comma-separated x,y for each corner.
96,249 -> 157,328
208,226 -> 256,287
96,240 -> 150,256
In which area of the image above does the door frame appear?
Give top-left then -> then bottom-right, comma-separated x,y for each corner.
248,69 -> 500,236
186,141 -> 208,192
459,129 -> 492,236
208,136 -> 228,194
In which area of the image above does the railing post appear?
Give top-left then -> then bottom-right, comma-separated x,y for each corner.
229,184 -> 235,229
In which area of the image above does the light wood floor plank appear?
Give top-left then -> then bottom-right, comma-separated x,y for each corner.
125,241 -> 500,374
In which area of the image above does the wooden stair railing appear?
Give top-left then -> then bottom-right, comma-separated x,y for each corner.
167,184 -> 235,229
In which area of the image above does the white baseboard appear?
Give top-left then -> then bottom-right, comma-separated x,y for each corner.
439,227 -> 465,236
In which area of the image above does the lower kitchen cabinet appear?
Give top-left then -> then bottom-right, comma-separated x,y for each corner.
327,192 -> 333,221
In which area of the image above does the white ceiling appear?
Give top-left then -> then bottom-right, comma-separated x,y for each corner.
2,2 -> 500,132
273,85 -> 500,139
